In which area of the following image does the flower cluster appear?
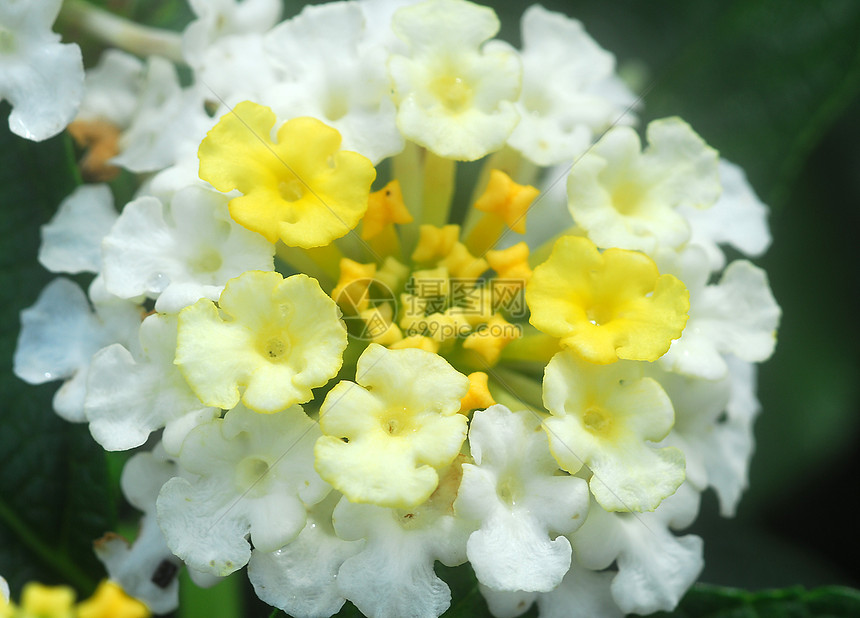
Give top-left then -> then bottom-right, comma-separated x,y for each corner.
11,0 -> 780,616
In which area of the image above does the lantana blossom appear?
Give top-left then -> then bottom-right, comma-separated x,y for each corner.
542,351 -> 686,512
525,235 -> 689,365
197,100 -> 376,248
0,0 -> 84,141
388,0 -> 521,160
455,405 -> 589,592
175,270 -> 347,413
567,117 -> 721,254
101,185 -> 275,313
157,404 -> 329,576
314,343 -> 469,508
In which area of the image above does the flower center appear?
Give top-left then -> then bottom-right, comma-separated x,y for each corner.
189,248 -> 223,274
382,406 -> 411,436
323,91 -> 349,122
279,177 -> 305,202
582,406 -> 611,434
431,75 -> 473,113
235,456 -> 271,497
586,303 -> 614,327
610,181 -> 644,216
260,334 -> 290,361
497,474 -> 521,506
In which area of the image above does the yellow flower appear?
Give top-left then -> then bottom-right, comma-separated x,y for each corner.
525,235 -> 689,364
76,581 -> 150,618
175,271 -> 347,413
198,101 -> 376,248
18,583 -> 74,618
314,344 -> 469,508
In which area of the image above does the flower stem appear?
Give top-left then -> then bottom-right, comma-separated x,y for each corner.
59,0 -> 183,62
421,151 -> 456,228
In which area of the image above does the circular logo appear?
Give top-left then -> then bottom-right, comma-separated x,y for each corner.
333,278 -> 398,341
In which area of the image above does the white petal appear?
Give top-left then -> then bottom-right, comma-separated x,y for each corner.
101,187 -> 274,312
537,560 -> 622,618
94,516 -> 181,615
682,159 -> 772,270
248,495 -> 362,618
157,475 -> 253,576
76,49 -> 145,126
0,10 -> 84,141
85,314 -> 215,451
157,406 -> 327,575
14,278 -> 100,385
39,184 -> 116,274
571,495 -> 703,615
662,260 -> 780,379
467,509 -> 572,592
508,6 -> 635,166
333,497 -> 472,618
478,585 -> 536,618
456,406 -> 588,591
112,57 -> 211,173
120,445 -> 178,512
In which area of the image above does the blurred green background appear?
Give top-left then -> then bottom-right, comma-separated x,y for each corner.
1,0 -> 858,615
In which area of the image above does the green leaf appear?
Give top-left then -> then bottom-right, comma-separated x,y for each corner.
0,105 -> 114,598
652,584 -> 860,617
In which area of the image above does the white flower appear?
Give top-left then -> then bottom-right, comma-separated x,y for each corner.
571,485 -> 703,615
38,184 -> 117,275
508,5 -> 636,166
682,159 -> 772,270
14,277 -> 141,421
454,405 -> 589,592
331,466 -> 473,618
157,404 -> 329,576
101,186 -> 275,313
262,2 -> 403,163
183,0 -> 282,66
477,558 -> 622,618
388,0 -> 521,160
657,245 -> 781,380
0,0 -> 84,140
76,49 -> 145,127
567,117 -> 720,254
111,56 -> 212,173
248,493 -> 362,618
537,560 -> 622,618
96,446 -> 184,615
85,314 -> 218,454
649,358 -> 759,517
196,33 -> 280,108
542,350 -> 685,512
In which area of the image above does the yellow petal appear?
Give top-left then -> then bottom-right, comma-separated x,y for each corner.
526,236 -> 688,364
